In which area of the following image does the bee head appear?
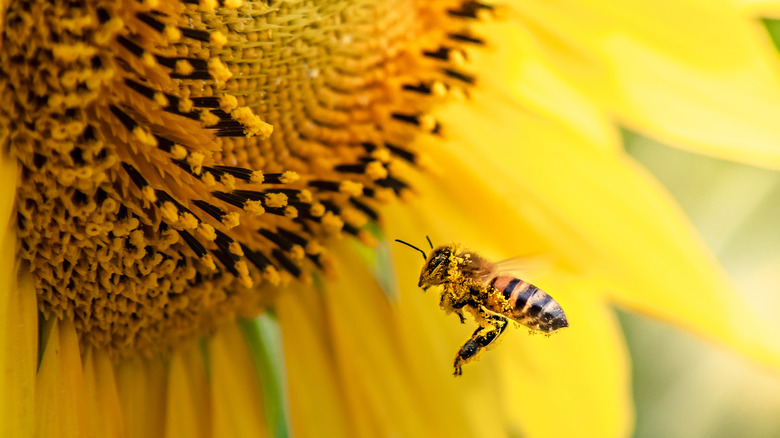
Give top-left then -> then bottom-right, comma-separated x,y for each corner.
418,245 -> 455,289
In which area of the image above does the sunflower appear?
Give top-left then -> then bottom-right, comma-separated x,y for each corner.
3,0 -> 780,437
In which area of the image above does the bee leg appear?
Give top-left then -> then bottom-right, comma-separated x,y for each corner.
453,313 -> 509,376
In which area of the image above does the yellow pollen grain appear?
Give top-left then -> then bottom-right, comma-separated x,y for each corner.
342,207 -> 367,227
432,81 -> 447,97
170,144 -> 187,160
297,189 -> 312,203
153,92 -> 169,107
374,188 -> 395,203
210,31 -> 227,48
164,26 -> 181,42
223,212 -> 240,229
199,0 -> 217,10
197,223 -> 217,241
310,203 -> 325,217
365,161 -> 387,180
201,254 -> 217,271
228,241 -> 244,256
224,0 -> 243,8
370,148 -> 391,162
142,186 -> 157,203
178,97 -> 194,113
305,241 -> 323,255
290,245 -> 305,260
208,57 -> 232,83
236,262 -> 253,288
220,174 -> 237,190
284,206 -> 298,218
132,126 -> 157,147
180,212 -> 199,230
231,107 -> 273,139
279,171 -> 299,184
52,42 -> 97,62
200,109 -> 220,127
187,152 -> 205,174
449,49 -> 466,66
175,59 -> 194,76
219,94 -> 238,112
160,202 -> 180,223
321,211 -> 344,233
264,266 -> 281,286
201,172 -> 217,187
142,52 -> 156,67
244,200 -> 265,216
264,192 -> 288,208
419,114 -> 437,132
250,171 -> 264,184
339,180 -> 363,197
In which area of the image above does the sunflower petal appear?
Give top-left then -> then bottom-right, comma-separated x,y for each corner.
239,314 -> 292,438
165,342 -> 209,438
116,355 -> 167,438
0,155 -> 36,437
35,318 -> 90,438
208,322 -> 268,438
83,349 -> 124,438
501,0 -> 780,168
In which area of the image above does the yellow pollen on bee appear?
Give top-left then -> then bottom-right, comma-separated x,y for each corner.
223,212 -> 240,228
175,59 -> 194,76
244,200 -> 265,216
160,202 -> 180,223
208,57 -> 232,83
339,180 -> 363,196
236,261 -> 253,288
170,144 -> 187,160
142,52 -> 156,67
199,0 -> 217,11
224,0 -> 243,9
210,31 -> 227,48
231,106 -> 273,139
284,206 -> 298,218
264,266 -> 281,285
365,161 -> 387,180
250,171 -> 264,184
264,192 -> 288,208
374,188 -> 395,203
449,49 -> 466,66
180,212 -> 199,230
279,171 -> 299,184
197,223 -> 217,241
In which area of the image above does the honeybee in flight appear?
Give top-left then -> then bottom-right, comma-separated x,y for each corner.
396,238 -> 568,376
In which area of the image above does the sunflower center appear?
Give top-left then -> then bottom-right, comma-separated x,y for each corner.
2,0 -> 490,354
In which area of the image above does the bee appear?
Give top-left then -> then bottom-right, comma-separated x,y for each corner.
396,238 -> 568,376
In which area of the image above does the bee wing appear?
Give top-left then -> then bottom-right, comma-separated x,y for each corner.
492,254 -> 553,277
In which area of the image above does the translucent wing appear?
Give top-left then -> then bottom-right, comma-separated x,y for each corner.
492,254 -> 554,278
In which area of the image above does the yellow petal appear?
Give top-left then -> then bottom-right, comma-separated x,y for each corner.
209,323 -> 268,438
35,318 -> 90,438
83,349 -> 125,438
0,154 -> 36,437
116,355 -> 167,438
499,0 -> 780,168
275,283 -> 354,438
165,342 -> 209,438
418,79 -> 780,371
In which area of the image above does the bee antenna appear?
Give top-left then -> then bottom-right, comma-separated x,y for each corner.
395,239 -> 427,261
426,235 -> 433,249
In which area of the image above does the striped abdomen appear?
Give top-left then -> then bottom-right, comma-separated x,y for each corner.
486,275 -> 568,333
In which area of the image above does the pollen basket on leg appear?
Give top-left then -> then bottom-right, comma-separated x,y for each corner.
1,0 -> 487,354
